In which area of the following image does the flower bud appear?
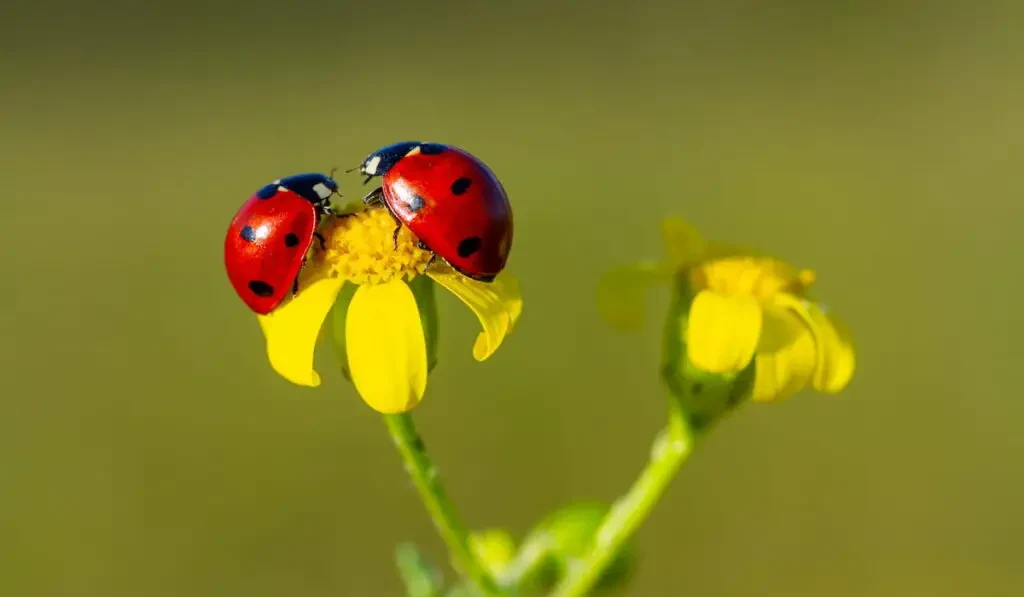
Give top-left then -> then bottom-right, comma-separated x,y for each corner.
661,277 -> 755,431
468,528 -> 516,576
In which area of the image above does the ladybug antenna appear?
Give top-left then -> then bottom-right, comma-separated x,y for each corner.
329,166 -> 339,179
344,166 -> 360,174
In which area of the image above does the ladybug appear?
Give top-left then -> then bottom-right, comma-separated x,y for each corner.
224,172 -> 338,314
357,141 -> 513,282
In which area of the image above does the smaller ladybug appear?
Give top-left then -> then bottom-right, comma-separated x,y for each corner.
357,141 -> 513,283
224,172 -> 339,314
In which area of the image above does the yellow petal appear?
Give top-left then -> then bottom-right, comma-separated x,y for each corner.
795,301 -> 856,394
686,290 -> 762,374
751,302 -> 817,402
660,217 -> 706,268
256,275 -> 345,387
498,273 -> 524,331
596,261 -> 671,331
345,280 -> 428,414
427,266 -> 522,361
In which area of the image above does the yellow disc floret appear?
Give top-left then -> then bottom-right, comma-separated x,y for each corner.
689,257 -> 816,300
320,205 -> 433,285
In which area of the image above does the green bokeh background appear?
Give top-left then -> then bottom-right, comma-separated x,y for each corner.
3,1 -> 1022,595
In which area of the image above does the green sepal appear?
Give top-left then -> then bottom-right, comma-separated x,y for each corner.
408,275 -> 440,373
329,282 -> 359,382
661,274 -> 755,432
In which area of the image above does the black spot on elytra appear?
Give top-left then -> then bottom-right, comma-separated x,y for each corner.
240,225 -> 257,242
408,194 -> 426,212
248,280 -> 274,297
419,143 -> 445,155
457,236 -> 482,258
256,184 -> 278,199
451,177 -> 472,195
284,233 -> 300,247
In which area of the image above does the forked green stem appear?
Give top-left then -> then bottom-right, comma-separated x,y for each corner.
383,413 -> 502,596
549,401 -> 695,597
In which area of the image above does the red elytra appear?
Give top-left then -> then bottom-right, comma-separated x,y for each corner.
224,186 -> 322,315
361,143 -> 513,282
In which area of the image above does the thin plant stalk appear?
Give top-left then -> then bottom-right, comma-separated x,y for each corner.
383,413 -> 503,596
549,401 -> 695,597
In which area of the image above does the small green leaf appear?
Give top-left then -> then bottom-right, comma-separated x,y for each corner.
395,542 -> 442,597
329,282 -> 358,381
409,275 -> 440,373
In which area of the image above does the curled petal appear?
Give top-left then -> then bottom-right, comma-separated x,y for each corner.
782,298 -> 856,394
427,266 -> 522,361
596,261 -> 671,331
752,302 -> 817,402
686,290 -> 762,374
256,275 -> 345,387
345,280 -> 428,414
812,310 -> 856,393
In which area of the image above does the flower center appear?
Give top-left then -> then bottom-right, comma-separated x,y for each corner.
319,205 -> 433,285
690,256 -> 815,300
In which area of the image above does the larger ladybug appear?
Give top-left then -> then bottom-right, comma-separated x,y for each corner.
224,172 -> 338,314
358,141 -> 513,282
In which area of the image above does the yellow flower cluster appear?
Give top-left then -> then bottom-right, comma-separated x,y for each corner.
600,218 -> 855,403
256,205 -> 522,413
321,207 -> 433,285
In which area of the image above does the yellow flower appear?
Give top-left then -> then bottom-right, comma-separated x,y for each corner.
255,204 -> 522,414
598,218 -> 854,404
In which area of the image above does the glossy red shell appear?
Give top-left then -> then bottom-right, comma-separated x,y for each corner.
380,146 -> 513,281
224,188 -> 318,314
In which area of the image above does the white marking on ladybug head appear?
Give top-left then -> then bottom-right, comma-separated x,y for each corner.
404,145 -> 422,157
363,155 -> 381,176
312,182 -> 332,199
272,179 -> 281,185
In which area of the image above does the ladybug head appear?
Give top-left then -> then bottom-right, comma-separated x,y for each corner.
276,173 -> 339,208
358,141 -> 446,182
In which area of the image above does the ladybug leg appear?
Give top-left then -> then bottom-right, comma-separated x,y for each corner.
392,224 -> 402,250
292,276 -> 300,296
314,232 -> 327,251
363,187 -> 384,205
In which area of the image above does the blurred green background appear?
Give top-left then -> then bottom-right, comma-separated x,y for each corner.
3,1 -> 1023,595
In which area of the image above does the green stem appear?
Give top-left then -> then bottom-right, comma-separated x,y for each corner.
549,402 -> 695,597
383,413 -> 503,596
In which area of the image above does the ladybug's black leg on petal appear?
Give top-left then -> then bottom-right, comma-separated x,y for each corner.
363,187 -> 384,205
392,225 -> 402,250
314,232 -> 326,251
292,276 -> 300,296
